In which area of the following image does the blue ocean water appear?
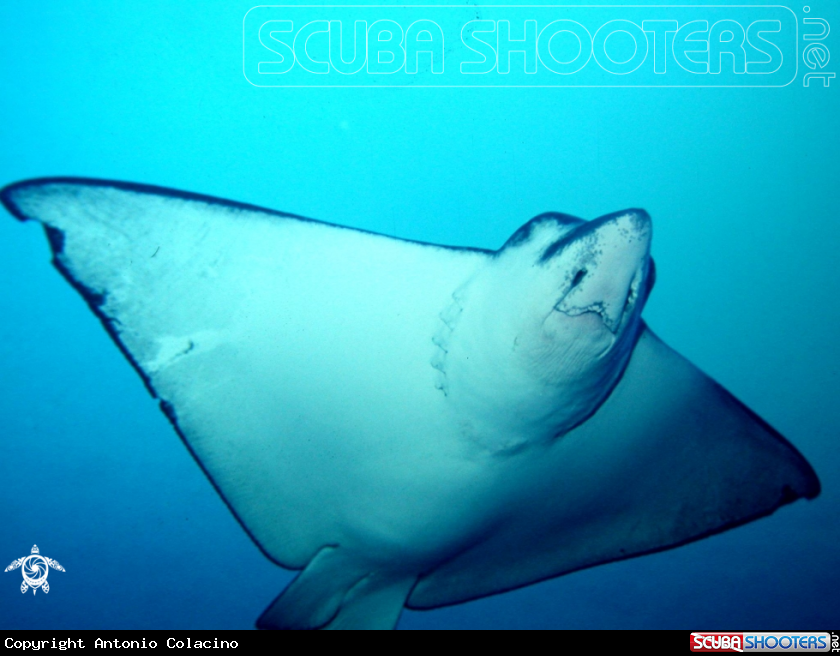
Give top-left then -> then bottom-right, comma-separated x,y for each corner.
0,0 -> 837,630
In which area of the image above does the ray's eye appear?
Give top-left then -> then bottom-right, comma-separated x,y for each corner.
571,268 -> 587,288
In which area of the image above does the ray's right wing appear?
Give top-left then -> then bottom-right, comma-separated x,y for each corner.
410,325 -> 820,609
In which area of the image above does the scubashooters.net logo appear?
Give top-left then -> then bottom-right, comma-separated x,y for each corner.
690,632 -> 834,652
242,4 -> 815,87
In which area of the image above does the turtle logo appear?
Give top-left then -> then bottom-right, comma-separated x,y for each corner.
5,545 -> 65,594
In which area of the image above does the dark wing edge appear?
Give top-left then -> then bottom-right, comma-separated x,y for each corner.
0,177 -> 494,254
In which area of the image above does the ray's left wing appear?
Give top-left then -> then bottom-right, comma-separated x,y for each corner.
1,178 -> 490,572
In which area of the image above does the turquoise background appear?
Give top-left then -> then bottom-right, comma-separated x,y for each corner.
0,0 -> 837,629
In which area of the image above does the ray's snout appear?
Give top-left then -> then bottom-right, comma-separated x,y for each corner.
592,208 -> 652,257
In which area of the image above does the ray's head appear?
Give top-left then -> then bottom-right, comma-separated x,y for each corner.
444,209 -> 655,448
520,209 -> 654,369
